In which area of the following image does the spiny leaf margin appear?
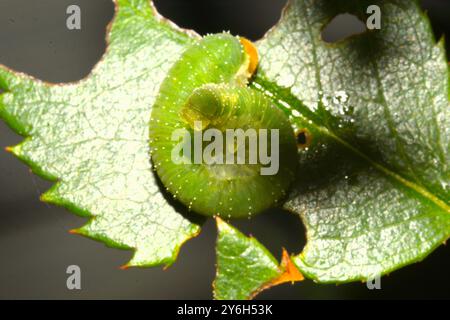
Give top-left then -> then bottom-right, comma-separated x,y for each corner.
0,0 -> 203,268
213,218 -> 303,300
255,0 -> 450,282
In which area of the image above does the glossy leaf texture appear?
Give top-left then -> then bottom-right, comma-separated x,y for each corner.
0,0 -> 448,298
253,0 -> 450,282
0,0 -> 203,268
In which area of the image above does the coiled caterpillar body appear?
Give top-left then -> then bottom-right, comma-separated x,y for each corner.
150,34 -> 297,218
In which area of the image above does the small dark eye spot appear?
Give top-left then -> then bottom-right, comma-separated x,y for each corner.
296,128 -> 312,149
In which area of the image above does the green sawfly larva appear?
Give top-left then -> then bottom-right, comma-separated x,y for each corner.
149,33 -> 297,218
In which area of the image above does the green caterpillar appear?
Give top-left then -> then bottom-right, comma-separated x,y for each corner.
149,33 -> 297,218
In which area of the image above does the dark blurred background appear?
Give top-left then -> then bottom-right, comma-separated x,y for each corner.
0,0 -> 448,299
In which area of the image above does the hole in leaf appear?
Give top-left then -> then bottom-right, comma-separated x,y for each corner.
153,0 -> 287,41
421,0 -> 450,60
296,128 -> 312,149
321,13 -> 367,43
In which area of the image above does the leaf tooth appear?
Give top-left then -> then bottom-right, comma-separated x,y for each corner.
40,185 -> 59,203
119,263 -> 131,270
7,143 -> 23,157
69,228 -> 81,235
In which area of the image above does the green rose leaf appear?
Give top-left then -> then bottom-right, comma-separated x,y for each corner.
1,0 -> 449,298
254,0 -> 450,282
214,218 -> 303,300
0,0 -> 203,268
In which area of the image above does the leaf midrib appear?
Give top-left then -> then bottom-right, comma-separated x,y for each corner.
255,0 -> 448,215
253,74 -> 450,215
